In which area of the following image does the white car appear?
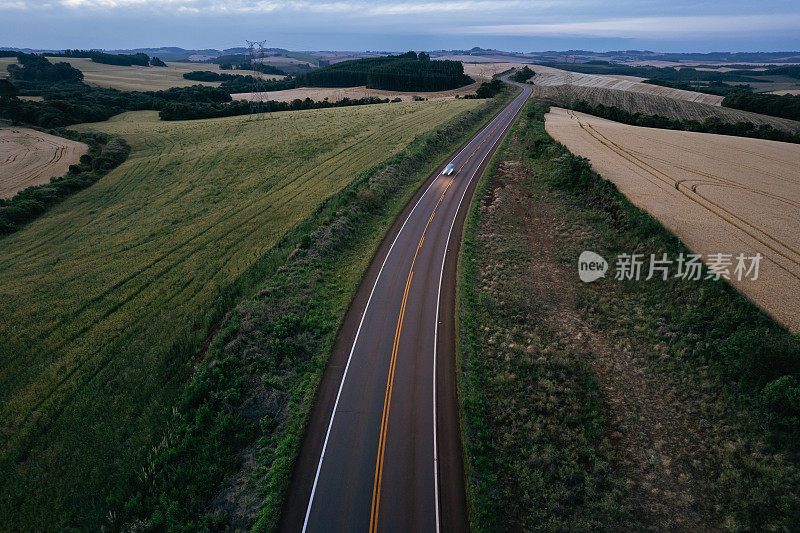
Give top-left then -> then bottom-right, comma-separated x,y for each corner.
442,163 -> 455,176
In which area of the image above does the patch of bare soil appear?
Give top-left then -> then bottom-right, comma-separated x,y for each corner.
494,157 -> 716,530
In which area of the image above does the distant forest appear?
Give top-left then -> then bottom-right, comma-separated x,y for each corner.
295,52 -> 473,91
722,92 -> 800,122
643,79 -> 753,97
56,50 -> 152,67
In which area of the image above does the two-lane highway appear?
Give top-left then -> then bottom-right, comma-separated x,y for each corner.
281,77 -> 532,532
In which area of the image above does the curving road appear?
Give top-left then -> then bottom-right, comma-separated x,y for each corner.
280,77 -> 532,532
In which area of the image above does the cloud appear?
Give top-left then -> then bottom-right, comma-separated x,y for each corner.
459,14 -> 800,38
1,0 -> 536,13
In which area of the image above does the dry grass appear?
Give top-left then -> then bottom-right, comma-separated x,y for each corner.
41,57 -> 283,91
534,84 -> 800,133
531,65 -> 724,105
0,127 -> 88,198
545,107 -> 800,332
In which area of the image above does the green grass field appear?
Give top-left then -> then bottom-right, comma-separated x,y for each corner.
0,99 -> 480,528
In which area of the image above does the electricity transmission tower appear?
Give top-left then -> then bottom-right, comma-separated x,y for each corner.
246,39 -> 270,119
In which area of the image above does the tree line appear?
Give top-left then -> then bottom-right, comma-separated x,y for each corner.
159,96 -> 398,121
569,100 -> 800,144
293,52 -> 473,91
644,78 -> 752,96
182,71 -> 296,93
510,66 -> 535,82
56,50 -> 152,67
6,53 -> 83,85
722,92 -> 800,122
0,130 -> 130,235
463,79 -> 505,99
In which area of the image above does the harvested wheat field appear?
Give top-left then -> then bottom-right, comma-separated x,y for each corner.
0,127 -> 88,198
532,65 -> 724,105
534,85 -> 800,134
546,107 -> 800,332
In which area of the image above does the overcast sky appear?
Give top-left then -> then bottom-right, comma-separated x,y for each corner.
1,0 -> 798,52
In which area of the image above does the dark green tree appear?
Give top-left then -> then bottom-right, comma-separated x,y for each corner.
0,79 -> 18,97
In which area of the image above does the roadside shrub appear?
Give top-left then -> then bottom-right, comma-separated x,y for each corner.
762,376 -> 800,428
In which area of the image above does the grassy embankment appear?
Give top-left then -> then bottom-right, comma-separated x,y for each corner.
0,98 -> 488,529
458,101 -> 800,530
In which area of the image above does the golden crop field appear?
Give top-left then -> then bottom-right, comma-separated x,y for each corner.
41,57 -> 281,91
545,107 -> 800,332
0,99 -> 481,527
0,127 -> 88,198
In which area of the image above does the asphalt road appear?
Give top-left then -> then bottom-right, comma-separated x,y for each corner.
280,77 -> 532,532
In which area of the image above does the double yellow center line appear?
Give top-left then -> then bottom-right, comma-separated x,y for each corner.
368,109 -> 510,532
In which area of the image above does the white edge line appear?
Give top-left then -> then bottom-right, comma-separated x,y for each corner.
432,81 -> 529,533
301,101 -> 511,532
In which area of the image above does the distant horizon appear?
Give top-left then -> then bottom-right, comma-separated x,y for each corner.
1,1 -> 798,55
3,45 -> 800,56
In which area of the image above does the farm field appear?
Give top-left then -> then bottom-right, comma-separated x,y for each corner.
533,84 -> 800,133
545,107 -> 800,332
0,99 -> 481,528
232,80 -> 482,102
0,57 -> 16,77
0,127 -> 87,197
41,57 -> 281,91
531,64 -> 724,105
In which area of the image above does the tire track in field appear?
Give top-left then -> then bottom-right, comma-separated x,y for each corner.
578,118 -> 800,267
565,109 -> 800,280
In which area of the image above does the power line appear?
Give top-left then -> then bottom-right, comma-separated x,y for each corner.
246,39 -> 270,119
